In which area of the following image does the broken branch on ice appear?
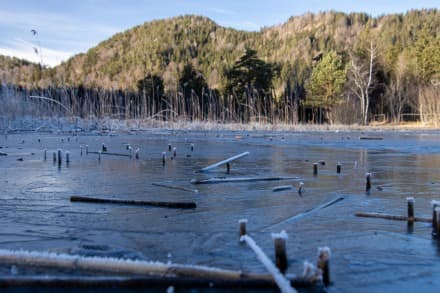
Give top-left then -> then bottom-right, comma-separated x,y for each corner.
198,151 -> 250,172
70,196 -> 196,209
152,182 -> 199,193
191,176 -> 298,185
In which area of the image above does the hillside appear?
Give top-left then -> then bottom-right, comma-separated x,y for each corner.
0,10 -> 439,125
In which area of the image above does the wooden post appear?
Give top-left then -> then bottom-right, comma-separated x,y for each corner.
162,152 -> 166,166
298,182 -> 304,195
43,149 -> 47,161
135,148 -> 140,160
226,162 -> 231,174
66,151 -> 70,164
98,151 -> 101,162
313,163 -> 318,175
86,145 -> 89,155
57,149 -> 62,166
407,197 -> 415,224
168,144 -> 172,151
317,247 -> 330,286
102,143 -> 107,153
436,207 -> 440,236
272,231 -> 288,274
239,219 -> 247,238
336,162 -> 341,174
365,173 -> 371,192
432,200 -> 440,229
53,152 -> 56,162
173,147 -> 177,158
190,143 -> 194,152
80,146 -> 83,156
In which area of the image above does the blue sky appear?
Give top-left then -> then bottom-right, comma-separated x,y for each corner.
0,0 -> 438,66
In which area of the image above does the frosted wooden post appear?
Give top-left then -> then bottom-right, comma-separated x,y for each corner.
298,182 -> 304,195
407,197 -> 415,223
173,147 -> 177,158
57,149 -> 62,166
336,162 -> 341,174
135,148 -> 140,160
365,173 -> 371,192
162,152 -> 166,166
128,146 -> 132,159
190,143 -> 194,152
317,247 -> 331,286
272,231 -> 288,274
313,163 -> 318,175
436,207 -> 440,236
432,201 -> 440,229
239,219 -> 247,238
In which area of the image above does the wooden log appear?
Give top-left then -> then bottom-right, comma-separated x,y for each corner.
263,196 -> 344,231
191,176 -> 298,185
0,275 -> 322,290
359,137 -> 384,140
152,182 -> 199,193
88,151 -> 131,157
0,250 -> 322,290
272,231 -> 288,274
0,151 -> 7,156
355,212 -> 431,223
70,196 -> 196,209
240,235 -> 297,293
272,185 -> 293,192
199,152 -> 250,172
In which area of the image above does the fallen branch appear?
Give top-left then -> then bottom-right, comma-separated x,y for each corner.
191,177 -> 298,185
355,212 -> 431,223
152,182 -> 199,193
240,235 -> 297,293
359,137 -> 383,140
70,196 -> 196,209
0,250 -> 322,290
87,151 -> 131,157
0,152 -> 7,156
263,196 -> 344,231
198,152 -> 250,172
272,185 -> 293,192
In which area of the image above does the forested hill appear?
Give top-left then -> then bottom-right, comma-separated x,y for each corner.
1,10 -> 439,124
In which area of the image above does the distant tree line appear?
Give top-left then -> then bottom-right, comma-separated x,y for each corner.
0,10 -> 439,125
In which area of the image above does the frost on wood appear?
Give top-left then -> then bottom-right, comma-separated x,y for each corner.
271,230 -> 288,240
240,235 -> 297,293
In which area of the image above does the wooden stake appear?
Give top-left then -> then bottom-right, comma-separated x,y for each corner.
317,247 -> 330,286
66,151 -> 70,164
365,173 -> 371,192
168,144 -> 172,151
272,231 -> 288,274
162,152 -> 166,165
135,148 -> 140,160
407,197 -> 415,223
436,207 -> 440,236
86,145 -> 89,155
336,162 -> 341,174
190,143 -> 194,152
313,163 -> 318,175
226,162 -> 231,174
101,143 -> 107,153
298,182 -> 304,195
57,149 -> 62,165
53,152 -> 56,162
432,200 -> 440,229
44,149 -> 47,161
98,151 -> 101,162
173,147 -> 177,158
239,219 -> 247,238
80,146 -> 83,156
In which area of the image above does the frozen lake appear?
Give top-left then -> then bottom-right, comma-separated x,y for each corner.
1,129 -> 440,292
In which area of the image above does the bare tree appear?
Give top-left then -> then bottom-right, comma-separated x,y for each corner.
348,40 -> 377,125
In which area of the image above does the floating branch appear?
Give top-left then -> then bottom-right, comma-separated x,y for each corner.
359,137 -> 384,140
355,212 -> 430,222
0,249 -> 321,290
191,176 -> 298,185
198,152 -> 250,172
152,182 -> 199,193
240,235 -> 297,293
263,196 -> 344,231
272,185 -> 293,192
70,196 -> 196,209
88,151 -> 131,157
